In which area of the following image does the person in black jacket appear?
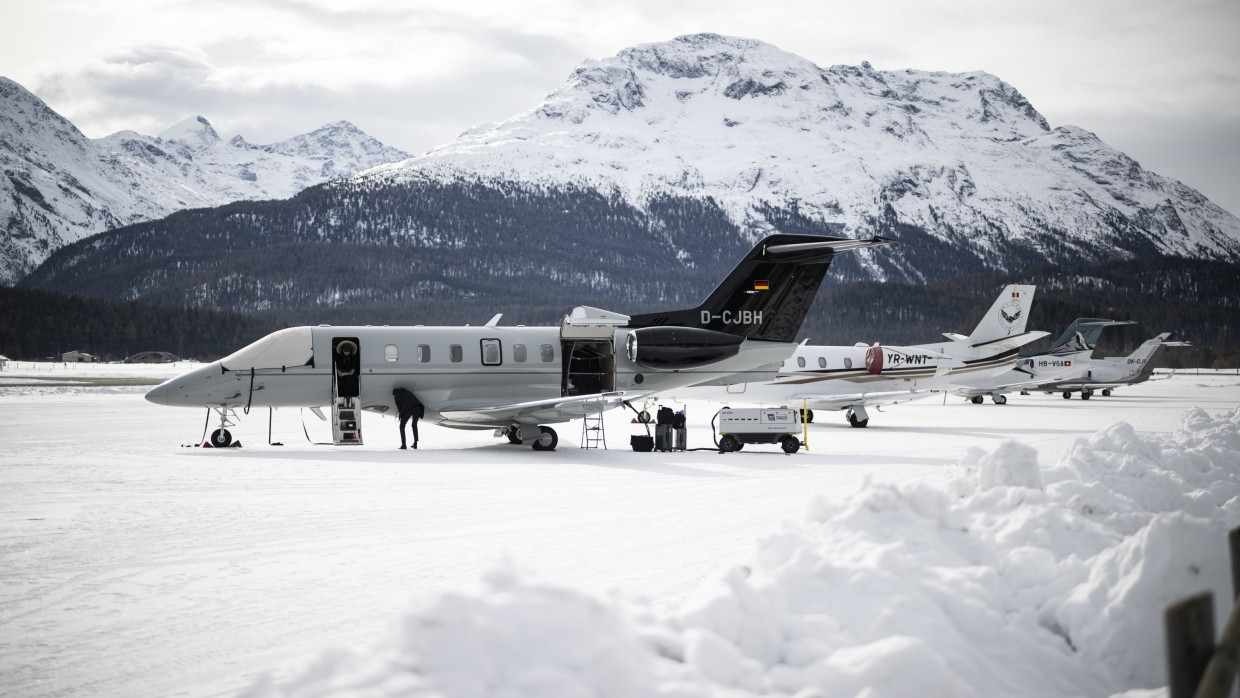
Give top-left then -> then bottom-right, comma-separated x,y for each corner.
393,388 -> 424,449
334,340 -> 359,400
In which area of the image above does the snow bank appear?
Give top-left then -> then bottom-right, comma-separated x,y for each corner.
249,409 -> 1240,698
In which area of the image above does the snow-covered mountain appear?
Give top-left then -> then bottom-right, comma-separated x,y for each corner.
363,33 -> 1240,278
0,77 -> 409,283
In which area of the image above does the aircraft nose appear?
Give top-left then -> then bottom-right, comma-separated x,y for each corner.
145,380 -> 171,405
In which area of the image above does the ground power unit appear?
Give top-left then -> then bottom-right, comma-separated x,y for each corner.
715,407 -> 802,453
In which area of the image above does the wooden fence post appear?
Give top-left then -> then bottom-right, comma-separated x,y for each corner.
1166,593 -> 1215,698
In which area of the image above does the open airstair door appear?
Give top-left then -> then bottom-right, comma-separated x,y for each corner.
560,306 -> 625,397
330,336 -> 362,445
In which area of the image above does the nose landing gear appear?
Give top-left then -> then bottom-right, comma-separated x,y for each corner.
204,406 -> 238,447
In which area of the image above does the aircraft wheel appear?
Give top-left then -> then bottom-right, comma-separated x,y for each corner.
531,426 -> 558,451
505,427 -> 522,445
993,394 -> 1007,405
637,410 -> 651,424
719,435 -> 741,452
210,428 -> 232,447
1081,390 -> 1092,400
1063,392 -> 1072,399
781,436 -> 801,454
847,412 -> 869,428
971,395 -> 984,405
800,409 -> 815,423
1102,389 -> 1112,397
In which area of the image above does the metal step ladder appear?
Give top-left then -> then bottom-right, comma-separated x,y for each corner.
332,396 -> 363,445
580,407 -> 606,450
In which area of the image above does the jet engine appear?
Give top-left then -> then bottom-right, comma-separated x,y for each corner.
625,327 -> 744,369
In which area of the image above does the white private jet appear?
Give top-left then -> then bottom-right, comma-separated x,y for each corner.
951,317 -> 1138,403
1032,332 -> 1190,399
669,283 -> 1047,427
146,233 -> 894,449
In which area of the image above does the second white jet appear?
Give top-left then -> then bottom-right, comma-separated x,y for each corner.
672,284 -> 1046,427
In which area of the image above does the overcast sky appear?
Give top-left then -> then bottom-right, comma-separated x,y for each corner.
4,0 -> 1238,214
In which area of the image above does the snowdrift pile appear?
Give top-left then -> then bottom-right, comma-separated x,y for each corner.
249,408 -> 1240,698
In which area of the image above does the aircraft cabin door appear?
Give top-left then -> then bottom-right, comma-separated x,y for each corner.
330,336 -> 362,444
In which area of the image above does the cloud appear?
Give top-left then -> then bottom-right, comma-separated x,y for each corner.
28,11 -> 587,153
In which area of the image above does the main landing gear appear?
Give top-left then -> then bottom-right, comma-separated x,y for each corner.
501,424 -> 559,451
846,407 -> 869,428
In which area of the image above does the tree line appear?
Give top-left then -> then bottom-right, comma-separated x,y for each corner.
14,176 -> 1239,366
0,286 -> 282,361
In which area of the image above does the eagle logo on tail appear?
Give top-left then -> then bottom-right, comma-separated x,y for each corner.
997,301 -> 1023,332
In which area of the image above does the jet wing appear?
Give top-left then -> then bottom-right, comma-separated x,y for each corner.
952,374 -> 1048,397
1034,381 -> 1126,392
437,391 -> 630,426
787,389 -> 941,410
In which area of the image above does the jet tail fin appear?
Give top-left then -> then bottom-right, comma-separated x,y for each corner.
1022,318 -> 1137,358
1114,332 -> 1191,380
965,284 -> 1036,346
627,234 -> 895,342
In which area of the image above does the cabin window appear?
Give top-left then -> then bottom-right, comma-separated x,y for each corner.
417,344 -> 431,363
818,357 -> 826,368
844,357 -> 853,369
450,344 -> 463,363
540,344 -> 555,362
797,356 -> 806,368
384,344 -> 399,363
513,343 -> 528,362
481,339 -> 502,366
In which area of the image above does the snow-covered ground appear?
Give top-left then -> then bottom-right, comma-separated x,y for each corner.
1,362 -> 1238,698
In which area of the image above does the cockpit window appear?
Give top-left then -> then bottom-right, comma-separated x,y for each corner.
220,327 -> 313,370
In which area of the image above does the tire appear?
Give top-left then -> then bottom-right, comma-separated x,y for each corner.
781,436 -> 800,454
719,435 -> 741,452
1102,389 -> 1112,397
971,395 -> 984,404
210,428 -> 232,447
1063,392 -> 1072,399
993,394 -> 1007,405
505,427 -> 522,445
637,410 -> 651,424
1081,390 -> 1091,400
847,412 -> 869,428
800,409 -> 815,423
531,426 -> 558,451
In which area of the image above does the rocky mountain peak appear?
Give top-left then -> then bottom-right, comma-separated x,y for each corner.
0,80 -> 411,284
158,115 -> 221,149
